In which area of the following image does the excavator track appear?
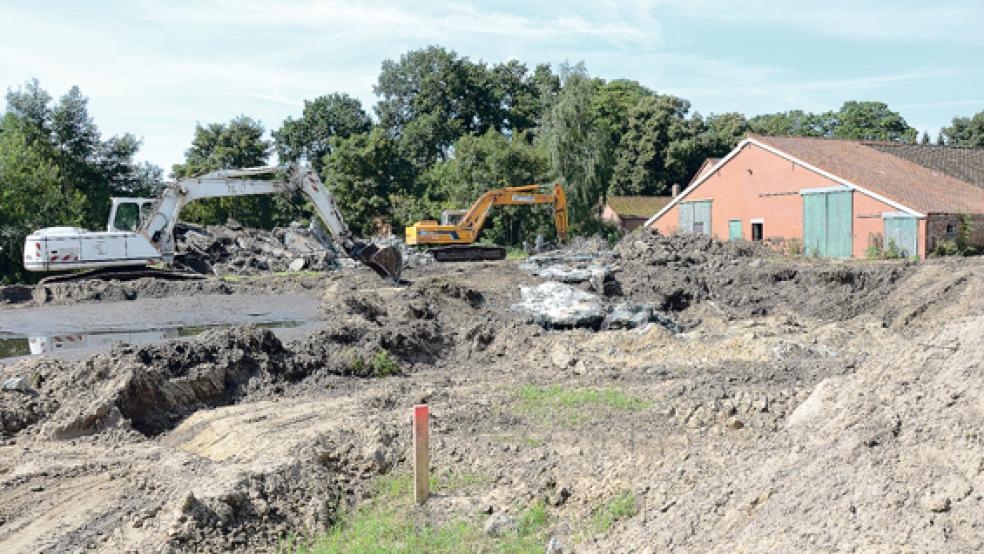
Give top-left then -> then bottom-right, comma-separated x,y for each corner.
39,267 -> 207,284
430,245 -> 506,262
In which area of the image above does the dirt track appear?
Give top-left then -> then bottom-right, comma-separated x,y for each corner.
2,231 -> 983,552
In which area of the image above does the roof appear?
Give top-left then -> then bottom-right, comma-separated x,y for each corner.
606,195 -> 673,218
689,158 -> 720,186
866,143 -> 984,190
750,135 -> 984,214
647,136 -> 984,227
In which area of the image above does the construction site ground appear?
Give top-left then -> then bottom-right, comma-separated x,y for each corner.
1,230 -> 983,553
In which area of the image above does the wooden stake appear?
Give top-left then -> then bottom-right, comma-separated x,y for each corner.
413,404 -> 430,505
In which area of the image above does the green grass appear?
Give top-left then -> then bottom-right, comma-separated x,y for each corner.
591,490 -> 639,534
293,472 -> 548,554
516,385 -> 651,424
371,350 -> 401,376
505,248 -> 528,261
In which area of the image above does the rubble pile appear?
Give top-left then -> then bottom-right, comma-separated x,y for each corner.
615,229 -> 915,320
176,221 -> 340,275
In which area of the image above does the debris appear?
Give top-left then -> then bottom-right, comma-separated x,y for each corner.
2,376 -> 30,392
484,513 -> 518,537
512,282 -> 605,329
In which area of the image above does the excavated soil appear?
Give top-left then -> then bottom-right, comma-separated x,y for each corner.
1,232 -> 983,553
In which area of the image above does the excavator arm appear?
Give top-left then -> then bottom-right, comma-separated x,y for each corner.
25,166 -> 402,281
140,166 -> 402,280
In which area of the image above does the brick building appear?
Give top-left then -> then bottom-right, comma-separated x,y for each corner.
646,135 -> 984,258
602,195 -> 673,232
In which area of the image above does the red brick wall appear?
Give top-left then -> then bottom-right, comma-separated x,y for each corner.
650,143 -> 924,257
926,213 -> 984,253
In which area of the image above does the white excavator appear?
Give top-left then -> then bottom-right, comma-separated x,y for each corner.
22,166 -> 403,282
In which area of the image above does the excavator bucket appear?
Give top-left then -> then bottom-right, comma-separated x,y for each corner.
350,242 -> 403,282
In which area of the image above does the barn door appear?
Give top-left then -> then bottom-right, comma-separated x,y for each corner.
802,190 -> 852,257
679,203 -> 694,233
883,215 -> 917,257
677,201 -> 711,235
728,220 -> 742,240
692,201 -> 712,235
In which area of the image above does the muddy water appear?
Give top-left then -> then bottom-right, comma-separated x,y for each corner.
0,321 -> 303,360
0,292 -> 321,363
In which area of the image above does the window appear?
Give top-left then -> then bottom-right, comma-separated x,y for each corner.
113,202 -> 141,231
693,222 -> 705,234
946,223 -> 957,235
751,222 -> 764,241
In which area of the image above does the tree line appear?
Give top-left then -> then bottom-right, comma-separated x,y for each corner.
3,45 -> 984,283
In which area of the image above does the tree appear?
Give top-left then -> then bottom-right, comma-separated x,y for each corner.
5,81 -> 161,226
749,110 -> 826,137
273,93 -> 372,172
0,113 -> 83,283
172,116 -> 278,228
610,94 -> 705,196
701,112 -> 750,155
591,80 -> 652,154
829,101 -> 916,142
941,111 -> 984,146
920,131 -> 931,145
322,128 -> 413,236
538,63 -> 612,231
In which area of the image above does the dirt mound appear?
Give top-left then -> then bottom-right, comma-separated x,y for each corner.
616,229 -> 915,320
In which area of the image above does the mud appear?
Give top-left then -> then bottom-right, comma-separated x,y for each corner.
1,232 -> 982,552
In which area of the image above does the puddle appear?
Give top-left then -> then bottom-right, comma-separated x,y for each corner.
0,321 -> 303,360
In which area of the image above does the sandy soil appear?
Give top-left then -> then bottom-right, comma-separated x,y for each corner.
1,231 -> 982,553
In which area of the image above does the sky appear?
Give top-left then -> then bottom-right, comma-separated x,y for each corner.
1,0 -> 982,172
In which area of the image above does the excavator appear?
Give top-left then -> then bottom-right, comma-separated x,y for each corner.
22,166 -> 403,282
405,184 -> 568,262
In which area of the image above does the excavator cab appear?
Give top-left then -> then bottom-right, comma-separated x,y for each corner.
108,198 -> 156,232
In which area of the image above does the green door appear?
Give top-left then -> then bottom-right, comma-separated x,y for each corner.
826,191 -> 853,257
884,216 -> 917,257
693,201 -> 712,235
803,193 -> 828,256
678,201 -> 712,235
678,203 -> 694,233
802,190 -> 853,257
728,220 -> 742,240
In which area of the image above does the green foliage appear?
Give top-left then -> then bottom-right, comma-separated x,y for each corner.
865,233 -> 904,260
374,46 -> 555,172
831,101 -> 917,142
538,63 -> 612,234
0,114 -> 84,283
516,385 -> 650,424
370,350 -> 401,376
591,491 -> 638,533
941,111 -> 984,146
610,94 -> 705,196
273,93 -> 372,172
171,115 -> 292,228
298,473 -> 545,554
322,127 -> 413,236
750,101 -> 916,142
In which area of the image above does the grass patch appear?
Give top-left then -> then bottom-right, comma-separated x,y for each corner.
516,385 -> 650,424
295,472 -> 547,554
591,490 -> 638,534
505,248 -> 528,261
371,350 -> 401,376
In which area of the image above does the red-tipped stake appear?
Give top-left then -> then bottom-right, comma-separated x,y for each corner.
413,404 -> 430,505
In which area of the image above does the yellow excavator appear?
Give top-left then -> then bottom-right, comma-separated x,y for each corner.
405,184 -> 568,261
